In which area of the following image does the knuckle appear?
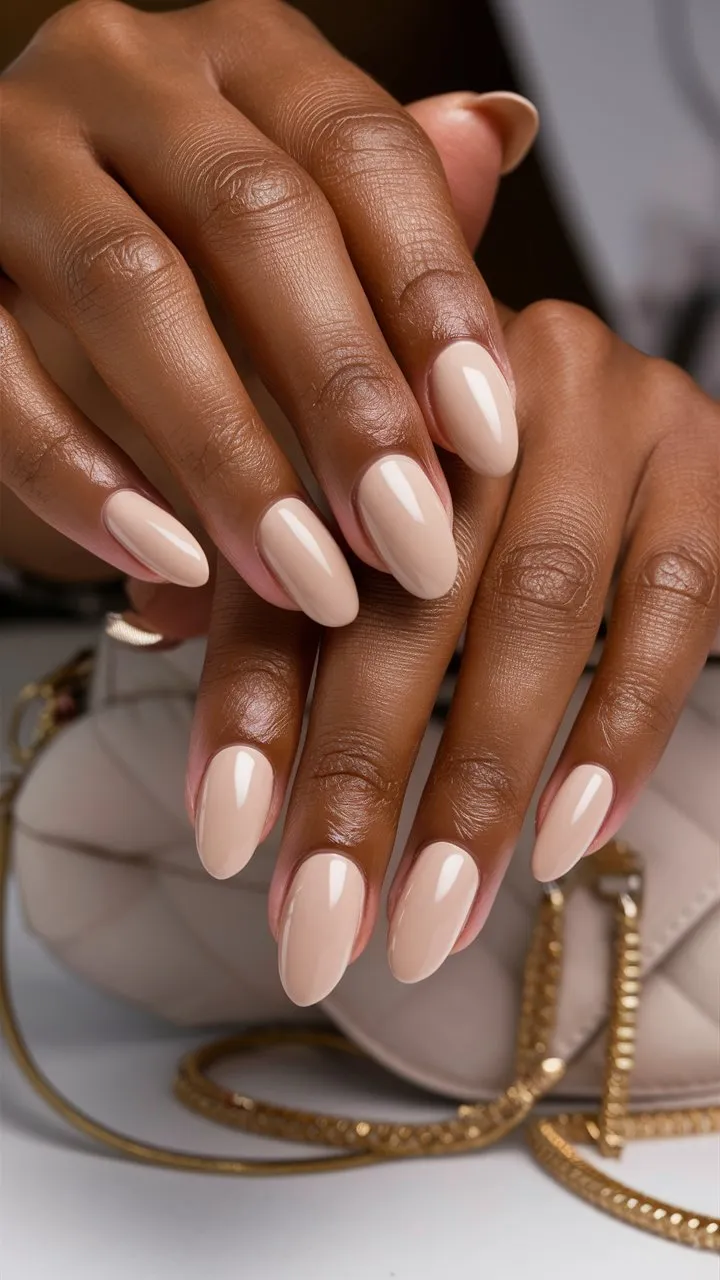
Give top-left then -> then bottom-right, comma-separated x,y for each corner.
308,355 -> 403,444
490,537 -> 599,627
63,224 -> 182,320
436,749 -> 524,838
303,734 -> 401,810
201,652 -> 294,740
37,0 -> 136,53
513,299 -> 612,389
597,670 -> 677,744
193,146 -> 317,240
311,100 -> 436,181
635,546 -> 719,615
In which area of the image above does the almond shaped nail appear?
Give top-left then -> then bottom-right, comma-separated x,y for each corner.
196,746 -> 274,880
278,853 -> 365,1007
532,764 -> 615,883
103,490 -> 209,587
258,498 -> 359,627
357,455 -> 458,599
470,91 -> 540,174
430,341 -> 518,477
389,842 -> 479,984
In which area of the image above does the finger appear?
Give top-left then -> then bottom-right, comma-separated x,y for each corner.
0,302 -> 208,585
407,91 -> 539,250
188,557 -> 317,880
387,312 -> 637,981
533,386 -> 720,880
266,459 -> 509,1006
123,575 -> 216,641
1,127 -> 357,626
208,8 -> 529,478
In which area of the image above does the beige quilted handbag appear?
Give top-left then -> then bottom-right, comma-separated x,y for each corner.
2,631 -> 719,1249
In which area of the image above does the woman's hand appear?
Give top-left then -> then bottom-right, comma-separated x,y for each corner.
1,0 -> 537,621
188,299 -> 719,1005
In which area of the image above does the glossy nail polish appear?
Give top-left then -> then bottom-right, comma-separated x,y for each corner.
430,341 -> 518,477
278,853 -> 365,1006
196,746 -> 274,880
103,491 -> 209,587
388,842 -> 479,983
258,498 -> 359,627
357,456 -> 458,599
469,91 -> 540,174
532,765 -> 615,883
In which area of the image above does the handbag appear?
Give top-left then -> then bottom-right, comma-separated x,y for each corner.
1,628 -> 719,1251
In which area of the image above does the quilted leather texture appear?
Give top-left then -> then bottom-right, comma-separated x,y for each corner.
12,637 -> 720,1105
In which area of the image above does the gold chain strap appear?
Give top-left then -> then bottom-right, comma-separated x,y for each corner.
0,653 -> 718,1250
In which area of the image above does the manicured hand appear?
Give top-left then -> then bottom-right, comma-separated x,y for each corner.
1,0 -> 537,621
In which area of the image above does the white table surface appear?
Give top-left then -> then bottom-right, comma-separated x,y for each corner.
1,626 -> 718,1278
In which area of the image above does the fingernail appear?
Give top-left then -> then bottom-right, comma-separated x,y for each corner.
357,456 -> 458,599
196,746 -> 274,880
430,341 -> 518,476
468,91 -> 540,174
258,498 -> 359,627
278,853 -> 365,1007
104,610 -> 168,649
103,491 -> 209,588
532,765 -> 615,883
388,842 -> 479,983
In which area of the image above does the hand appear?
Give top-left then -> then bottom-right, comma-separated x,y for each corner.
185,106 -> 719,1003
1,0 -> 537,622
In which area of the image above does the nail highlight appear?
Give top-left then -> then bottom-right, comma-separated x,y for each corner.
278,853 -> 365,1006
430,341 -> 518,477
388,842 -> 479,984
532,765 -> 615,883
469,91 -> 540,174
357,455 -> 458,599
103,490 -> 209,587
196,746 -> 274,880
258,498 -> 359,627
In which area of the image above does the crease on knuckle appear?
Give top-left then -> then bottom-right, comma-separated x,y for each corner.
596,670 -> 677,747
308,356 -> 403,444
310,101 -> 434,181
63,224 -> 181,320
491,538 -> 599,629
201,652 -> 293,741
636,547 -> 719,616
193,146 -> 315,239
303,735 -> 401,811
437,750 -> 523,841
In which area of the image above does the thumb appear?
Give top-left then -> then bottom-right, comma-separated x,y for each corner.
407,91 -> 538,251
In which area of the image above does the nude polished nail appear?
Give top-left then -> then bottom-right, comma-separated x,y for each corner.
468,91 -> 540,174
258,498 -> 359,627
103,490 -> 209,587
279,853 -> 365,1006
430,341 -> 518,477
388,842 -> 479,984
196,746 -> 274,880
532,765 -> 615,883
357,455 -> 458,599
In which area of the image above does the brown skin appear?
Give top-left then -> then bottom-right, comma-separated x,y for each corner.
0,0 -> 516,607
2,7 -> 718,976
192,300 -> 720,958
187,100 -> 719,960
